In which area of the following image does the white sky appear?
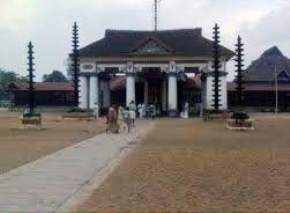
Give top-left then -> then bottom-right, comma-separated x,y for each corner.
0,0 -> 290,81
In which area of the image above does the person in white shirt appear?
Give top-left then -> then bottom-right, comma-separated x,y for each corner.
137,104 -> 143,119
184,101 -> 189,118
129,100 -> 136,126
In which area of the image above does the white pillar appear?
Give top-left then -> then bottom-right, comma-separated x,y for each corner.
79,76 -> 88,109
126,74 -> 135,106
168,74 -> 178,116
89,75 -> 99,111
168,61 -> 178,116
162,79 -> 167,112
144,80 -> 148,106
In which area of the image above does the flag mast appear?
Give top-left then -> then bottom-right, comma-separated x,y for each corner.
154,0 -> 162,31
275,64 -> 279,114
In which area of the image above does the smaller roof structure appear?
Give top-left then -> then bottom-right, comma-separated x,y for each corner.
244,46 -> 290,82
8,82 -> 74,92
228,82 -> 290,92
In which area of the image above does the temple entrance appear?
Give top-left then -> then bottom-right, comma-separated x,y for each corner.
148,80 -> 162,106
139,67 -> 167,115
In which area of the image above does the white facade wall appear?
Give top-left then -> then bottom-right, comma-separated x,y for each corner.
78,58 -> 230,113
79,62 -> 99,110
89,76 -> 99,111
126,75 -> 135,106
80,63 -> 97,73
168,75 -> 178,111
79,76 -> 88,109
168,61 -> 178,114
126,62 -> 136,106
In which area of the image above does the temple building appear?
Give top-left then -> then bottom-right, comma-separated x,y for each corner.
8,82 -> 74,107
77,28 -> 234,116
228,46 -> 290,111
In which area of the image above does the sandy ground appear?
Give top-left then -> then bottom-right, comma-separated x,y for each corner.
80,116 -> 290,212
0,112 -> 105,174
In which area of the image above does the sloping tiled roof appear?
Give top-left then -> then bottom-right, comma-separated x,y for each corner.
228,82 -> 290,92
244,46 -> 290,82
79,29 -> 234,59
9,82 -> 74,92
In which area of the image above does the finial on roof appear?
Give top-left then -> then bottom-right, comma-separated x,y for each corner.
262,46 -> 283,57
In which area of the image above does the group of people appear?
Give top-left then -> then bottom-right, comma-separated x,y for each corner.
106,101 -> 160,134
106,101 -> 136,134
106,101 -> 192,133
137,103 -> 157,119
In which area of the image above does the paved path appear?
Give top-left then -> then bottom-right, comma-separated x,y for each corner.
0,120 -> 154,212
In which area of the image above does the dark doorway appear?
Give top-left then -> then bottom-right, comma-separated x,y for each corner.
148,79 -> 162,105
136,82 -> 144,105
140,67 -> 165,114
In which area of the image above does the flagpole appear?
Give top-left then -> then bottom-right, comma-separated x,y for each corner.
275,64 -> 278,114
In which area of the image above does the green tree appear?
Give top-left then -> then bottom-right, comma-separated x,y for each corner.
0,68 -> 27,101
42,70 -> 67,82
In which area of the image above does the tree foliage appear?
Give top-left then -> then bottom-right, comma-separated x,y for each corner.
43,70 -> 67,82
0,68 -> 27,101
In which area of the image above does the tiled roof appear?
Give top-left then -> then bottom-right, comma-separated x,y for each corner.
244,46 -> 290,82
9,82 -> 74,92
228,82 -> 290,92
79,29 -> 234,59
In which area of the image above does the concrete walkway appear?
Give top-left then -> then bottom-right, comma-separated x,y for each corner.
0,120 -> 154,212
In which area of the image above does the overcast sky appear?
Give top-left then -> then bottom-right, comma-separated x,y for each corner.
1,0 -> 290,81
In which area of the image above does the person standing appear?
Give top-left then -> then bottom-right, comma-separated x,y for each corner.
149,104 -> 156,119
117,105 -> 126,133
141,103 -> 146,118
137,103 -> 144,119
106,106 -> 119,134
129,100 -> 136,126
123,107 -> 131,133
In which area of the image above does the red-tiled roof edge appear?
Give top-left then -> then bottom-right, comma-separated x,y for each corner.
10,82 -> 74,92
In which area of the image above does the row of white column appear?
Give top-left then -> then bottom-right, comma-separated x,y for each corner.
79,75 -> 99,110
126,74 -> 135,106
79,61 -> 178,116
168,74 -> 178,114
79,74 -> 176,111
126,73 -> 178,115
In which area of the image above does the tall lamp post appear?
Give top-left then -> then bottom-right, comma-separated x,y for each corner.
27,41 -> 35,115
212,23 -> 222,112
72,22 -> 80,107
275,64 -> 279,114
